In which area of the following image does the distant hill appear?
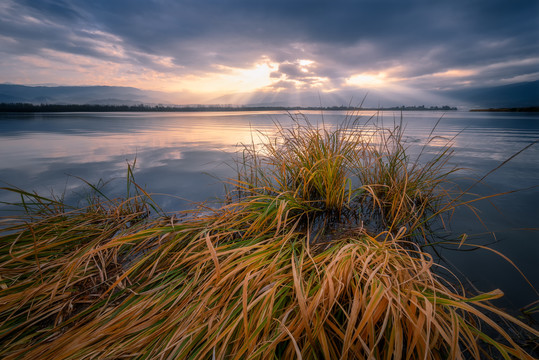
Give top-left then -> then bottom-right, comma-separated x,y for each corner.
0,84 -> 172,105
441,80 -> 539,109
0,93 -> 25,103
85,98 -> 145,106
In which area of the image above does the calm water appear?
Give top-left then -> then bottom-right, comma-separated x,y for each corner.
1,110 -> 538,311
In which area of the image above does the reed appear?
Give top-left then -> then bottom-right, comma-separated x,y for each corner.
230,113 -> 461,243
0,114 -> 537,359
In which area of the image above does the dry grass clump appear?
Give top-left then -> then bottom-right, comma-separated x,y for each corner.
0,115 -> 537,359
232,114 -> 459,242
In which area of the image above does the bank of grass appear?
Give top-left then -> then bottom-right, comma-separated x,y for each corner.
0,114 -> 537,359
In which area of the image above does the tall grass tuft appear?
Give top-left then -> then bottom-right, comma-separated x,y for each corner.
231,114 -> 461,243
0,114 -> 537,359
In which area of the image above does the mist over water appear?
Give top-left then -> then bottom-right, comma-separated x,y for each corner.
1,110 -> 538,310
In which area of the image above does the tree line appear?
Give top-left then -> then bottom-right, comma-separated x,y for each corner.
0,103 -> 458,112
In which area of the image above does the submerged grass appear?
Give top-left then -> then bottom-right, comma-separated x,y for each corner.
0,114 -> 537,359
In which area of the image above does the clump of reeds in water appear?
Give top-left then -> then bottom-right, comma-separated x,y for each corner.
0,115 -> 537,359
231,114 -> 458,243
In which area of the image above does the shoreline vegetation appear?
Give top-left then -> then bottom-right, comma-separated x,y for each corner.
0,102 -> 457,113
2,102 -> 538,114
1,114 -> 538,359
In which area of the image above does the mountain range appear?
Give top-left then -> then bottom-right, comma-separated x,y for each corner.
0,81 -> 537,109
0,84 -> 177,106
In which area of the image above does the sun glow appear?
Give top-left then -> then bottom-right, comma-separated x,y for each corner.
298,59 -> 314,67
173,60 -> 278,94
430,69 -> 477,78
345,72 -> 388,88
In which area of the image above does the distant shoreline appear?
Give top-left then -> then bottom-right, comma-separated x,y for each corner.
470,106 -> 539,112
0,103 -> 457,113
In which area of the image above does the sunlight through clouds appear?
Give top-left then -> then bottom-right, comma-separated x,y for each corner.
267,59 -> 330,91
170,59 -> 278,94
345,72 -> 388,88
431,69 -> 478,78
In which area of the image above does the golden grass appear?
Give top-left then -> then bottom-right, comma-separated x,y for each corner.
0,115 -> 537,359
230,114 -> 462,243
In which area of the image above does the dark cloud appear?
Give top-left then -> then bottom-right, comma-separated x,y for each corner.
0,0 -> 537,93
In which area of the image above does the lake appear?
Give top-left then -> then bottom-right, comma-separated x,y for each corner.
0,110 -> 538,312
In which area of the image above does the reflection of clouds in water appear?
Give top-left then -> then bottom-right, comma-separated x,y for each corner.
1,127 -> 252,166
456,149 -> 507,163
131,150 -> 235,212
0,147 -> 236,213
0,112 -> 283,213
403,136 -> 421,144
133,148 -> 183,169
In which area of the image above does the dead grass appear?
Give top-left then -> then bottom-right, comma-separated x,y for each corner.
0,114 -> 537,359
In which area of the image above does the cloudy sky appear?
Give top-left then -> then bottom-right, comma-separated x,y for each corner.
0,0 -> 537,104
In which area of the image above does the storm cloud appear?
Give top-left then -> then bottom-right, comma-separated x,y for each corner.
0,0 -> 537,104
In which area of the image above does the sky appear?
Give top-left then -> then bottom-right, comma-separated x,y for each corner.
0,0 -> 538,105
